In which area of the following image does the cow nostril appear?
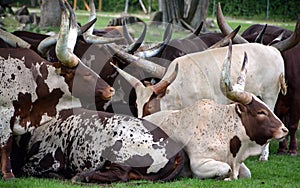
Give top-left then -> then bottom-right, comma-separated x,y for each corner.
110,87 -> 115,94
282,127 -> 288,133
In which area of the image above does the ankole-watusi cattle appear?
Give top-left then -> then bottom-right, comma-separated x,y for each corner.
144,43 -> 289,180
112,37 -> 294,117
11,108 -> 185,183
111,42 -> 287,162
112,16 -> 300,163
242,25 -> 300,156
216,2 -> 300,159
0,0 -> 115,180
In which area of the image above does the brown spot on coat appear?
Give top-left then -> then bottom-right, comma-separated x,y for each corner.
230,136 -> 241,157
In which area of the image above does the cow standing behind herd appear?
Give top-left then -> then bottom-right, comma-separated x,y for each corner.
0,0 -> 298,184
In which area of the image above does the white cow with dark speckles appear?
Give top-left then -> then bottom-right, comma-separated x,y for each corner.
144,43 -> 288,180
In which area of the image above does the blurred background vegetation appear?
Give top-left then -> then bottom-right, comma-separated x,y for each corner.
12,0 -> 300,21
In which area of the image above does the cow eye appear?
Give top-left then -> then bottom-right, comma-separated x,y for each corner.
257,109 -> 268,116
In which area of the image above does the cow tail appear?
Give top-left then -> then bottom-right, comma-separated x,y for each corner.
279,73 -> 287,95
159,149 -> 186,182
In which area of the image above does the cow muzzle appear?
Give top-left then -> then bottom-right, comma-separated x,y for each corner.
99,86 -> 115,100
274,124 -> 289,141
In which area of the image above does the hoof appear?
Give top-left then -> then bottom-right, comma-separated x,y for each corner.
276,150 -> 288,155
258,156 -> 268,162
71,175 -> 85,183
3,172 -> 15,180
288,150 -> 298,156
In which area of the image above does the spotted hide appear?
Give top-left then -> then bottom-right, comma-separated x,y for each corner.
0,0 -> 115,180
144,98 -> 288,180
0,48 -> 114,179
12,108 -> 184,183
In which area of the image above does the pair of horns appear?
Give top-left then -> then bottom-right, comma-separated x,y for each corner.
220,40 -> 252,104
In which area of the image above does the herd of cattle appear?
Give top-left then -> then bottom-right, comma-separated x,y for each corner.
0,0 -> 299,184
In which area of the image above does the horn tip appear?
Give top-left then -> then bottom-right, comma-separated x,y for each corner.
110,62 -> 119,69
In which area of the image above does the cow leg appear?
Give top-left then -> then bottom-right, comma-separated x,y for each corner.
277,139 -> 288,154
259,143 -> 269,161
238,163 -> 251,179
1,136 -> 15,180
276,111 -> 289,155
288,122 -> 298,156
72,163 -> 131,183
190,158 -> 232,180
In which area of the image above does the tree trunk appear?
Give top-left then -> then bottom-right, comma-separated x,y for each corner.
158,0 -> 209,31
39,0 -> 61,28
184,0 -> 209,30
30,0 -> 36,7
124,0 -> 129,13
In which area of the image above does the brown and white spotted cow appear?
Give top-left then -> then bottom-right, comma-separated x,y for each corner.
215,3 -> 300,161
12,108 -> 185,183
0,1 -> 114,180
144,42 -> 289,180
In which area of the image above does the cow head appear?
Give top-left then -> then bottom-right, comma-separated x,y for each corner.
55,0 -> 115,103
110,63 -> 178,118
220,41 -> 288,145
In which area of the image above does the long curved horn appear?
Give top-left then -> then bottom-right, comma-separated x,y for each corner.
122,18 -> 135,44
124,21 -> 147,54
37,34 -> 59,56
268,31 -> 285,46
110,62 -> 145,90
83,0 -> 123,44
152,63 -> 179,94
79,17 -> 97,35
185,21 -> 203,39
209,25 -> 240,49
220,40 -> 252,104
106,43 -> 166,78
134,23 -> 172,58
255,24 -> 267,43
271,16 -> 300,52
0,28 -> 31,48
56,0 -> 79,68
217,2 -> 248,44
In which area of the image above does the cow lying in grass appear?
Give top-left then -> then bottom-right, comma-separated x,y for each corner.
11,108 -> 185,183
143,42 -> 289,180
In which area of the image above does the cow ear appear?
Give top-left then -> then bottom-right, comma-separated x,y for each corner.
235,103 -> 246,116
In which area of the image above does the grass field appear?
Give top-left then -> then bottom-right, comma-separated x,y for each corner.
0,9 -> 299,188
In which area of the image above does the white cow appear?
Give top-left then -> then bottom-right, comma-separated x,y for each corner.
113,42 -> 287,161
144,44 -> 288,180
111,18 -> 300,161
